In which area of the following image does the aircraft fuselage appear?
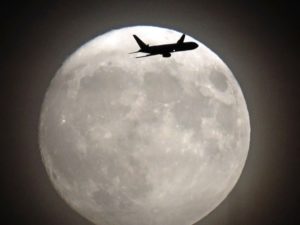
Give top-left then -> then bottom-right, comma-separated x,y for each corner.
142,42 -> 198,54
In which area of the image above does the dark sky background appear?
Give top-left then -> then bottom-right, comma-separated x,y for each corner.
2,1 -> 299,225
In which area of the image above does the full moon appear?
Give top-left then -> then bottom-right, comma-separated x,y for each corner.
39,26 -> 250,225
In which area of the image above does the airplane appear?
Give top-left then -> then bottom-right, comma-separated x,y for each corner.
129,34 -> 198,58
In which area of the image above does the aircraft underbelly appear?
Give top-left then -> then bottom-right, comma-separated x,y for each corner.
150,45 -> 175,54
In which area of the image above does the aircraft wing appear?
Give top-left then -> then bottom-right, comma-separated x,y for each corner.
177,34 -> 185,44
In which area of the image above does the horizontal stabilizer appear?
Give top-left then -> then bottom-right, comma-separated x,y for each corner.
135,54 -> 153,58
128,50 -> 141,54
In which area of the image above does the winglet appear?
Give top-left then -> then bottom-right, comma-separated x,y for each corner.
177,34 -> 185,44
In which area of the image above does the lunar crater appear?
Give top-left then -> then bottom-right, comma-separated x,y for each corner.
209,69 -> 228,92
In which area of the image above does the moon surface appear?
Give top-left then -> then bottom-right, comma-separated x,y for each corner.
39,26 -> 250,225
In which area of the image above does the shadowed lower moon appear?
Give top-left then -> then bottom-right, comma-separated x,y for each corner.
39,26 -> 250,225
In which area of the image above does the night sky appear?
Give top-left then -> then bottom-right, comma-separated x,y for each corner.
2,1 -> 299,225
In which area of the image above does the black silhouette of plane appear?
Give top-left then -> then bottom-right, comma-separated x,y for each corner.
130,34 -> 198,58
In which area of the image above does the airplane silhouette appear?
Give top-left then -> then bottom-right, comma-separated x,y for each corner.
129,34 -> 198,58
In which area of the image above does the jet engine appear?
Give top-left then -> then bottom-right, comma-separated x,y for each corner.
162,52 -> 171,57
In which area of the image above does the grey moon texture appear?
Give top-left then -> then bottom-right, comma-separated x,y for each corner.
39,26 -> 250,225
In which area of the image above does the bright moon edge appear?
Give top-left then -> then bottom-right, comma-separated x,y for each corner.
39,26 -> 250,225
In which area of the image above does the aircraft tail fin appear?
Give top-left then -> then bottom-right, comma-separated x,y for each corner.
177,34 -> 185,44
133,35 -> 148,50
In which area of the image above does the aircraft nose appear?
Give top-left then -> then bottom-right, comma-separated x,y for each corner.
193,43 -> 199,49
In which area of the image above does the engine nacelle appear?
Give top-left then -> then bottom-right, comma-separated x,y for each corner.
162,52 -> 171,57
